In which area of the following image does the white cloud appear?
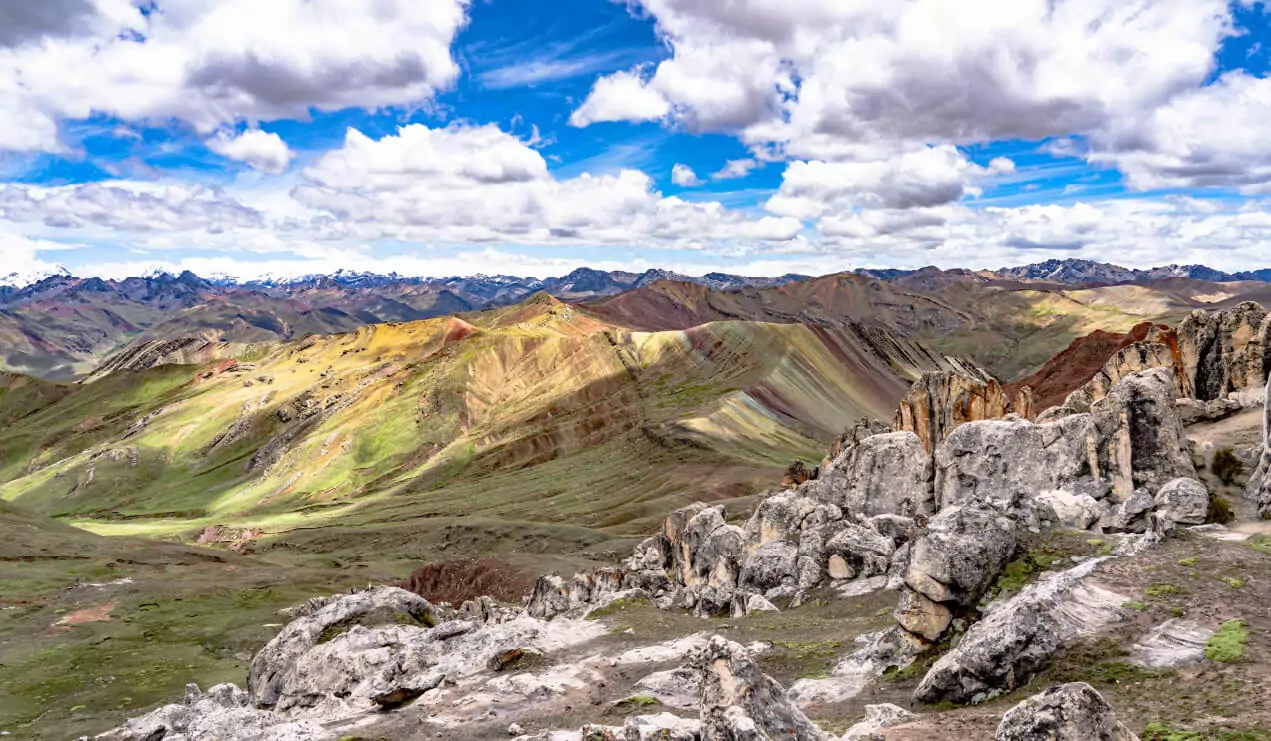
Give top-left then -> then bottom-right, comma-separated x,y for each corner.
292,123 -> 801,249
206,129 -> 294,174
569,68 -> 671,127
671,163 -> 703,186
713,158 -> 759,181
0,0 -> 469,152
574,0 -> 1236,166
1090,72 -> 1271,193
767,146 -> 1011,219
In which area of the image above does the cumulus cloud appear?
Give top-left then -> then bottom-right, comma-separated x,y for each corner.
573,0 -> 1239,179
767,146 -> 1011,219
671,163 -> 703,186
569,68 -> 671,127
1090,72 -> 1271,193
206,130 -> 294,174
0,0 -> 469,152
289,123 -> 802,249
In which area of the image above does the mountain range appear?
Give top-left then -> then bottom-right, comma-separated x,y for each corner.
9,261 -> 1271,382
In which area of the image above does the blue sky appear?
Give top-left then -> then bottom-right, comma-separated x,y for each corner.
2,0 -> 1271,282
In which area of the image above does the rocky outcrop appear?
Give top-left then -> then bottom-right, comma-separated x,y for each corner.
1091,368 -> 1195,497
994,683 -> 1139,741
893,370 -> 1012,452
813,431 -> 935,516
1033,304 -> 1270,421
1131,619 -> 1214,669
915,560 -> 1128,704
1081,332 -> 1182,402
694,636 -> 833,741
92,683 -> 327,741
1178,302 -> 1269,402
934,415 -> 1098,511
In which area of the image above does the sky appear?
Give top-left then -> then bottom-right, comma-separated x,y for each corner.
2,0 -> 1271,283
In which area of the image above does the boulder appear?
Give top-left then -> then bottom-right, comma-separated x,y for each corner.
842,704 -> 916,741
1036,490 -> 1108,531
915,560 -> 1128,705
746,494 -> 818,547
905,506 -> 1016,609
694,636 -> 833,741
815,431 -> 935,517
527,575 -> 572,619
737,538 -> 793,592
1153,478 -> 1209,525
92,683 -> 327,741
1105,488 -> 1155,533
1091,368 -> 1195,498
796,503 -> 846,589
994,683 -> 1139,741
825,524 -> 896,581
892,588 -> 953,642
1083,340 -> 1180,402
623,713 -> 702,741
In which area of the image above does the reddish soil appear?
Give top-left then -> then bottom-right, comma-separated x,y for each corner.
53,601 -> 117,629
1006,322 -> 1162,411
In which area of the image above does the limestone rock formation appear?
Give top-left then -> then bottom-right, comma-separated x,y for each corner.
693,636 -> 833,741
248,586 -> 438,709
893,370 -> 1011,452
934,415 -> 1098,511
821,418 -> 891,470
915,560 -> 1128,704
994,683 -> 1139,741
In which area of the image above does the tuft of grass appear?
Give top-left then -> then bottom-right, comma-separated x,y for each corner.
1145,582 -> 1188,599
1205,620 -> 1248,664
1208,495 -> 1235,526
990,550 -> 1059,597
585,596 -> 652,621
1249,535 -> 1271,556
1123,601 -> 1151,612
1179,557 -> 1198,567
1222,577 -> 1246,589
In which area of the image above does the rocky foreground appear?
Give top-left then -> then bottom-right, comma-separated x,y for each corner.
87,308 -> 1271,740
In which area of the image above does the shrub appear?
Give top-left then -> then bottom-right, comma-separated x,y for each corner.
399,557 -> 525,605
1208,494 -> 1235,525
1211,448 -> 1243,486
